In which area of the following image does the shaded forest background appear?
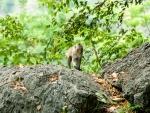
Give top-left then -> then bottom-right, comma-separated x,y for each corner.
0,0 -> 150,73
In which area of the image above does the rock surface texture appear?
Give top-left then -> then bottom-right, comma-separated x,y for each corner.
0,65 -> 108,113
102,43 -> 150,112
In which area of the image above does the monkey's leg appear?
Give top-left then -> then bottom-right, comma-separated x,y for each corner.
74,57 -> 82,71
77,57 -> 82,70
68,56 -> 72,69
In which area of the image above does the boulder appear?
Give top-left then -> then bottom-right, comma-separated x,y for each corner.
0,65 -> 109,113
102,43 -> 150,112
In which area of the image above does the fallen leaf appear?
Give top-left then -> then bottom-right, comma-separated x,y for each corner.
37,105 -> 42,111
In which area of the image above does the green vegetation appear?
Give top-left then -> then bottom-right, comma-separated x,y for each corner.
117,103 -> 142,113
0,0 -> 149,73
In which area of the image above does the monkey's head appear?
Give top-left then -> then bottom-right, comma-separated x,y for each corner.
74,43 -> 83,53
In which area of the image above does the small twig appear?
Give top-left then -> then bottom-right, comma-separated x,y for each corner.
91,40 -> 101,67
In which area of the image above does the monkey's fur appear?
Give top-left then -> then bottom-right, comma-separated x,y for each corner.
66,43 -> 83,70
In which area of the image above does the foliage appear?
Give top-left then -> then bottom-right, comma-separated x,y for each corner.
124,0 -> 150,37
0,16 -> 25,65
0,0 -> 149,73
117,103 -> 142,113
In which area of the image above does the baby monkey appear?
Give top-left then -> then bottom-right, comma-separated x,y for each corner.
66,43 -> 83,70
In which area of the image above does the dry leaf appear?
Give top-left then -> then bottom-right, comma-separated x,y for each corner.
111,97 -> 125,102
49,74 -> 59,83
96,78 -> 105,84
37,105 -> 42,111
107,106 -> 118,112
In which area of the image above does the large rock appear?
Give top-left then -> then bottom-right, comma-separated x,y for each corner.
102,43 -> 150,112
0,65 -> 109,113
